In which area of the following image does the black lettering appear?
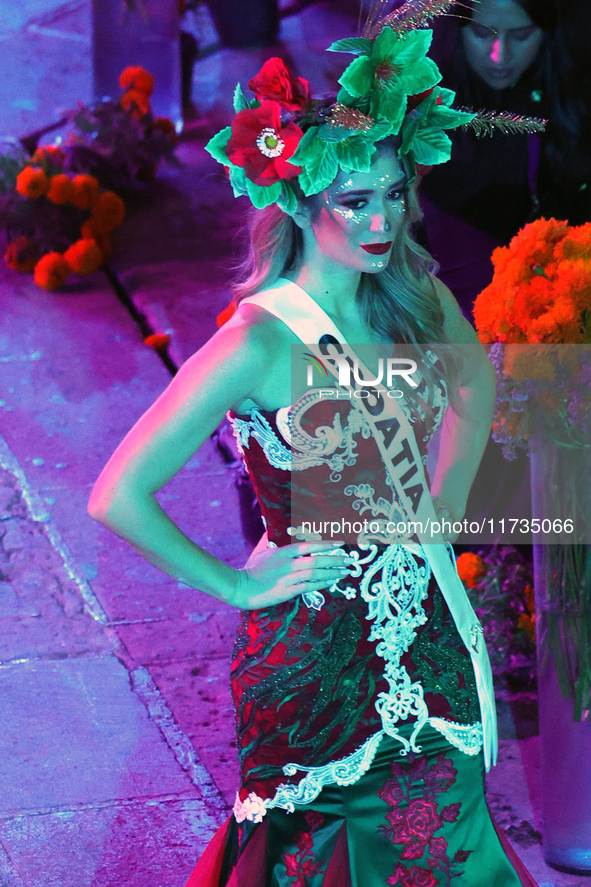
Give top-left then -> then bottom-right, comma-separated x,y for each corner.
400,464 -> 418,486
375,417 -> 401,450
363,386 -> 385,416
391,438 -> 414,468
404,483 -> 423,514
319,334 -> 342,355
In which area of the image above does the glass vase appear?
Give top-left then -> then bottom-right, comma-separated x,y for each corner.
530,439 -> 591,873
91,0 -> 181,129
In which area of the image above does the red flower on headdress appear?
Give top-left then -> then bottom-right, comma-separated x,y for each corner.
226,101 -> 303,186
406,87 -> 435,113
248,58 -> 311,113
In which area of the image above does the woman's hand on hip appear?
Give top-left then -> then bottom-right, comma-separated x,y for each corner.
230,541 -> 350,610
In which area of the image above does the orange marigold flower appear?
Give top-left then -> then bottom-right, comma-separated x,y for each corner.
152,116 -> 178,144
90,191 -> 125,233
217,301 -> 237,327
70,174 -> 100,210
31,145 -> 66,167
120,88 -> 151,117
517,612 -> 536,642
456,552 -> 487,589
16,166 -> 49,198
4,236 -> 40,273
153,116 -> 175,135
80,224 -> 113,263
63,238 -> 104,275
119,65 -> 155,95
554,223 -> 591,261
144,333 -> 171,348
33,252 -> 70,290
46,173 -> 75,205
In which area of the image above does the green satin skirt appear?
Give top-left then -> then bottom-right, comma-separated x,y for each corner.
185,723 -> 537,887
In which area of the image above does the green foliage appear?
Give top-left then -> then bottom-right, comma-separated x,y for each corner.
0,146 -> 27,195
327,37 -> 373,55
233,83 -> 250,113
205,127 -> 232,165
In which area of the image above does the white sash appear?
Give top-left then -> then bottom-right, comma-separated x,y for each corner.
241,279 -> 498,771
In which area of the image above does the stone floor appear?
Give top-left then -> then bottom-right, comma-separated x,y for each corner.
0,1 -> 589,885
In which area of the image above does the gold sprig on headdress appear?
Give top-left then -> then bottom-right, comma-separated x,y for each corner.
462,110 -> 547,137
364,0 -> 456,39
327,103 -> 374,131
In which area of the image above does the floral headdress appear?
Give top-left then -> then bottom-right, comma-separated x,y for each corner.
206,0 -> 545,214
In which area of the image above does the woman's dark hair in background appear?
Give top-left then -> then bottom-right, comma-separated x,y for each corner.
429,0 -> 590,224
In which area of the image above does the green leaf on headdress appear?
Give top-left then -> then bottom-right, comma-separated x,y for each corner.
227,164 -> 249,199
375,90 -> 408,133
293,134 -> 339,196
205,126 -> 233,165
317,124 -> 359,143
400,86 -> 476,165
327,37 -> 373,56
437,87 -> 457,108
244,178 -> 282,209
339,55 -> 375,99
338,28 -> 440,135
334,135 -> 374,173
289,126 -> 322,165
367,122 -> 392,142
277,181 -> 299,215
409,127 -> 453,166
233,83 -> 250,112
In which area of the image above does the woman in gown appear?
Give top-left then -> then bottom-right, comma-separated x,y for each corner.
89,6 -> 544,885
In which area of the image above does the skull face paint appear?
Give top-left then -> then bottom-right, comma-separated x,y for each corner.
306,146 -> 408,273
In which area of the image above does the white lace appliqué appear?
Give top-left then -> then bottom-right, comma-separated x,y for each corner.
428,718 -> 483,756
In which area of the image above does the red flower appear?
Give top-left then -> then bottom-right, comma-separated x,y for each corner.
4,236 -> 39,273
248,58 -> 311,113
385,806 -> 414,843
401,840 -> 427,860
405,865 -> 438,887
405,799 -> 442,842
226,101 -> 303,186
379,777 -> 405,806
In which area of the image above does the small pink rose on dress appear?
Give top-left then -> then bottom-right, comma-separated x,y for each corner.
404,799 -> 442,842
233,790 -> 267,823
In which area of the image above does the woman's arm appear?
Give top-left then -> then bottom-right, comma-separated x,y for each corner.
429,279 -> 496,529
88,313 -> 348,608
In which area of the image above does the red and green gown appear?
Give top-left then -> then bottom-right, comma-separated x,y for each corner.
185,390 -> 538,887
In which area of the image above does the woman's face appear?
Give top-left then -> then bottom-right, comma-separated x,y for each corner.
462,0 -> 544,90
305,147 -> 408,274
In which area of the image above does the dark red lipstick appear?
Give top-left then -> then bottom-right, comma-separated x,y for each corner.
360,241 -> 393,255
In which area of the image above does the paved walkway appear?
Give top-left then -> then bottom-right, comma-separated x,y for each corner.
0,2 -> 589,886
